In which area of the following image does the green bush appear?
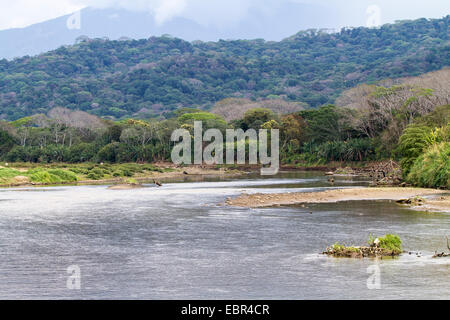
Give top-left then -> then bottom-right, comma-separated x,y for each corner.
47,169 -> 78,182
369,234 -> 402,253
121,169 -> 133,177
112,171 -> 122,177
0,168 -> 22,181
27,170 -> 65,184
396,125 -> 434,175
68,167 -> 89,175
407,142 -> 449,189
86,172 -> 103,180
379,234 -> 402,253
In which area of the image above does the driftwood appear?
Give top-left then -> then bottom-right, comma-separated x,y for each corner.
432,236 -> 450,258
153,179 -> 162,187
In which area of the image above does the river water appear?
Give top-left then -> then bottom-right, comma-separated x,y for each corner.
0,171 -> 448,299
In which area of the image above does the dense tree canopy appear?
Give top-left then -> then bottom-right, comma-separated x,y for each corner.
0,16 -> 448,120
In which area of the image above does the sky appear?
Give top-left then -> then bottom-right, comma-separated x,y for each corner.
0,0 -> 448,31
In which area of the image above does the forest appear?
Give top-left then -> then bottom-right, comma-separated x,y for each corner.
0,16 -> 448,120
0,68 -> 449,188
0,17 -> 449,189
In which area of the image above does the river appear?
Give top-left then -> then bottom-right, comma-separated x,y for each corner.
0,171 -> 448,299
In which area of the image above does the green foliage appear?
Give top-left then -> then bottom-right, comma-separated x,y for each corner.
0,168 -> 22,181
0,162 -> 170,185
47,169 -> 78,182
299,105 -> 344,144
414,105 -> 450,128
372,234 -> 403,254
0,17 -> 448,120
0,129 -> 15,155
26,168 -> 77,184
10,117 -> 33,127
331,243 -> 360,253
407,142 -> 449,189
316,138 -> 375,162
178,112 -> 228,131
241,108 -> 276,130
396,105 -> 450,176
396,125 -> 435,175
97,143 -> 120,163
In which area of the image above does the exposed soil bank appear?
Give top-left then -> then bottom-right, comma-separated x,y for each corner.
226,187 -> 449,212
323,246 -> 400,258
107,184 -> 145,190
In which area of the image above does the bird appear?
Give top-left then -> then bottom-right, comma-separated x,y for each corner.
183,171 -> 189,175
373,238 -> 380,248
153,180 -> 162,187
328,178 -> 335,183
446,236 -> 449,251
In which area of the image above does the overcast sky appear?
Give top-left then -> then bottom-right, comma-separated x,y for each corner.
0,0 -> 448,31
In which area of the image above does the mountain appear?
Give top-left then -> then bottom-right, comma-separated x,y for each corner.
0,4 -> 339,60
0,16 -> 448,121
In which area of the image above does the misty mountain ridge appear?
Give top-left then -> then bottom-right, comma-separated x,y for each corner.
0,15 -> 448,121
0,3 -> 339,60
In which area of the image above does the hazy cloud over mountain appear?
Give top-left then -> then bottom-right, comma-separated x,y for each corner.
1,0 -> 448,30
0,0 -> 448,59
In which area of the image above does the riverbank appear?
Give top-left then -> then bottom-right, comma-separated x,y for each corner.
0,162 -> 244,188
226,187 -> 450,212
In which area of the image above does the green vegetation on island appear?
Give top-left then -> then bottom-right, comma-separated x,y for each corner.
324,234 -> 403,258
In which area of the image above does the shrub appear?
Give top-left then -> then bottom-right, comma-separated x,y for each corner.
369,234 -> 402,254
378,234 -> 402,253
26,169 -> 71,184
121,169 -> 133,177
86,172 -> 103,180
407,142 -> 449,189
47,169 -> 78,182
112,171 -> 122,177
0,168 -> 22,181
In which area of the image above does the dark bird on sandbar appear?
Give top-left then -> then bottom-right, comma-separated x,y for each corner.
153,180 -> 162,187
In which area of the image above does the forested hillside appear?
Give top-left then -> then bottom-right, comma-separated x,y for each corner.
0,16 -> 449,120
1,68 -> 448,188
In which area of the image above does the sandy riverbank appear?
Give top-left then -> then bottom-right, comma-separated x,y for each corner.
226,187 -> 450,212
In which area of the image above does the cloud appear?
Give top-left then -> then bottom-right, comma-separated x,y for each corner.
154,0 -> 187,25
0,0 -> 448,31
77,0 -> 188,25
0,0 -> 84,30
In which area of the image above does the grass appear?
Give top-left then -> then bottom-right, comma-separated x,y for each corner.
0,167 -> 22,182
0,163 -> 174,185
332,243 -> 360,253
